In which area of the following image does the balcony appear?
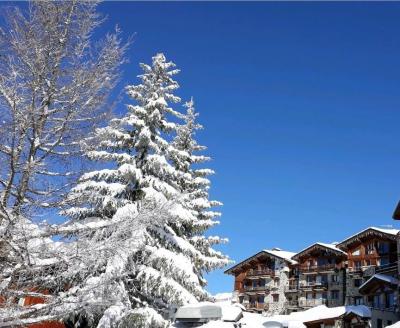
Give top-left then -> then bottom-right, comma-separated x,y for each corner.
328,280 -> 342,288
300,264 -> 337,273
243,285 -> 268,292
299,299 -> 327,307
299,281 -> 328,289
285,300 -> 299,308
245,302 -> 268,311
375,262 -> 398,274
285,284 -> 298,293
246,268 -> 274,278
327,299 -> 342,307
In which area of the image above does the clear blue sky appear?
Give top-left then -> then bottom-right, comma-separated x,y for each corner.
97,2 -> 400,295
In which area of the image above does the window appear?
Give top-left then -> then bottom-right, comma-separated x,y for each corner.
331,275 -> 339,283
273,294 -> 279,302
366,243 -> 374,254
354,279 -> 363,287
352,248 -> 361,256
306,292 -> 313,300
385,292 -> 394,309
331,290 -> 339,300
259,279 -> 265,287
374,295 -> 381,309
239,296 -> 244,304
379,257 -> 390,266
354,261 -> 362,269
258,295 -> 264,304
354,297 -> 363,305
377,242 -> 389,254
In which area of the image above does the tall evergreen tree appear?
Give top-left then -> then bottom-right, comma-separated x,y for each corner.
170,99 -> 230,279
62,54 -> 229,327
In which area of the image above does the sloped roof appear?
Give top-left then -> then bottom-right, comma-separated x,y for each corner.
293,242 -> 346,260
263,249 -> 298,265
266,305 -> 370,327
337,227 -> 399,250
224,248 -> 297,275
393,201 -> 400,220
359,273 -> 399,294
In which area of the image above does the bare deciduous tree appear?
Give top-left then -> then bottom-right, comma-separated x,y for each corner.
0,0 -> 126,220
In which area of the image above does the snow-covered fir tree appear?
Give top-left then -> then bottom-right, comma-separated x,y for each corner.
62,53 -> 229,328
170,99 -> 229,278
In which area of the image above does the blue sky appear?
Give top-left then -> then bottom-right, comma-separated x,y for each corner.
97,2 -> 400,294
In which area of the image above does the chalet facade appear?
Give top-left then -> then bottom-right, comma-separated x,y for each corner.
337,227 -> 399,328
224,248 -> 297,315
225,226 -> 400,326
292,243 -> 347,310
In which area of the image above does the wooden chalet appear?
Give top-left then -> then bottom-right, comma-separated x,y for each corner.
224,248 -> 297,315
292,243 -> 347,309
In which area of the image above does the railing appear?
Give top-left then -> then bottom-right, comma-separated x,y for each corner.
366,303 -> 397,312
375,262 -> 398,274
246,269 -> 274,277
327,299 -> 342,307
285,300 -> 299,307
299,264 -> 337,273
285,285 -> 298,292
299,299 -> 327,307
245,302 -> 268,310
328,280 -> 342,287
244,285 -> 268,292
299,281 -> 328,289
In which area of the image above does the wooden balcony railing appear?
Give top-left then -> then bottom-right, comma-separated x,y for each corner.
285,284 -> 298,292
299,299 -> 327,307
299,281 -> 328,289
243,285 -> 268,292
285,300 -> 299,307
245,302 -> 268,311
327,299 -> 342,307
299,264 -> 337,273
246,268 -> 274,277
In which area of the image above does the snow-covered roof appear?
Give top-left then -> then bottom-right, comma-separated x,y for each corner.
359,273 -> 399,294
263,249 -> 298,265
337,226 -> 399,249
293,242 -> 346,260
266,305 -> 371,327
386,321 -> 400,328
224,248 -> 297,274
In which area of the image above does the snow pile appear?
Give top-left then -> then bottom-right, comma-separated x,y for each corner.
386,322 -> 400,328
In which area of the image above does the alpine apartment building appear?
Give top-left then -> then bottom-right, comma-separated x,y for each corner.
224,226 -> 400,327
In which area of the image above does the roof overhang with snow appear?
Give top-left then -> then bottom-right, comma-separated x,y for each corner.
292,243 -> 346,261
224,249 -> 297,275
359,273 -> 399,295
393,201 -> 400,220
336,227 -> 399,250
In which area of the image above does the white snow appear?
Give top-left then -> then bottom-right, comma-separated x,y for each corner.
264,249 -> 298,264
359,273 -> 399,290
266,305 -> 371,327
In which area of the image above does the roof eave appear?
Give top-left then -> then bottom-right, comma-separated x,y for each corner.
393,201 -> 400,220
